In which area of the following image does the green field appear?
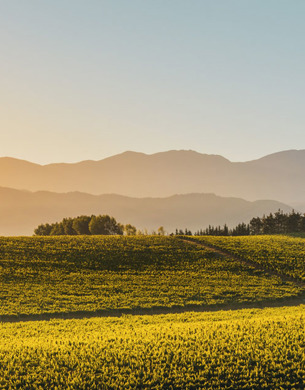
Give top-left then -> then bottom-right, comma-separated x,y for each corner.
2,235 -> 305,389
0,236 -> 302,317
192,235 -> 305,281
1,306 -> 305,389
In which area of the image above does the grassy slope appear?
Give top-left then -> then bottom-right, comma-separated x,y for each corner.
0,236 -> 302,317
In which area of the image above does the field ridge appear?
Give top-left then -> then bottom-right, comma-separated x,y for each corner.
2,294 -> 305,324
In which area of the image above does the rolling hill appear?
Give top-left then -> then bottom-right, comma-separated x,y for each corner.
0,187 -> 292,236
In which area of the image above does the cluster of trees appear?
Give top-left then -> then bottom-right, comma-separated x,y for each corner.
248,210 -> 305,235
174,210 -> 305,236
34,215 -> 137,236
193,223 -> 250,236
174,229 -> 193,236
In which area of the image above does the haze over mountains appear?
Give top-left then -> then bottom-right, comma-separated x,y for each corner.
1,149 -> 305,205
0,187 -> 291,236
0,149 -> 303,235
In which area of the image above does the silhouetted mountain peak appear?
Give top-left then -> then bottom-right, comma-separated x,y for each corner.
250,149 -> 305,163
1,149 -> 305,204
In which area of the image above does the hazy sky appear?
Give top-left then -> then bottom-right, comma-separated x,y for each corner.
1,0 -> 305,164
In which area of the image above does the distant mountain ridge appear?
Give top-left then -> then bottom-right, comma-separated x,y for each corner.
0,187 -> 292,236
0,149 -> 305,205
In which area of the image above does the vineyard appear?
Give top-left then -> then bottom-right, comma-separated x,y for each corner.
192,235 -> 305,281
1,235 -> 305,388
0,236 -> 302,318
0,305 -> 304,389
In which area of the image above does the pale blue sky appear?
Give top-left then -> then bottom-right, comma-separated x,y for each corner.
1,0 -> 305,163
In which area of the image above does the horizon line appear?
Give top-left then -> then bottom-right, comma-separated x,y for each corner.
0,148 -> 302,166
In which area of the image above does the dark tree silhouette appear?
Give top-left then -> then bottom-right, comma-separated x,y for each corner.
34,215 -> 126,236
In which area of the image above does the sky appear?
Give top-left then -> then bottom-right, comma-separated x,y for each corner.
1,0 -> 305,164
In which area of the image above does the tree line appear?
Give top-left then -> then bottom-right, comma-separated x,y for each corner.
34,209 -> 305,237
183,210 -> 305,236
34,215 -> 137,236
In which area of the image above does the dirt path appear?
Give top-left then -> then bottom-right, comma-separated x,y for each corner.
180,237 -> 305,288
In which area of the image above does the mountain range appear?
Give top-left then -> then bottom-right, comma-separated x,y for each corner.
0,149 -> 304,235
1,149 -> 305,206
0,187 -> 291,236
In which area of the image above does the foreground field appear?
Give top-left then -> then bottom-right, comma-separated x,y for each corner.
0,236 -> 302,317
0,305 -> 304,389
